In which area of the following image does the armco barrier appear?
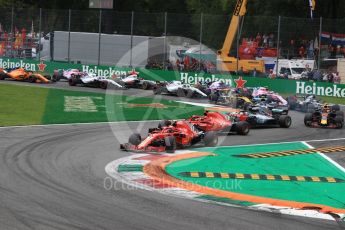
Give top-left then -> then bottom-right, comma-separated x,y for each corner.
1,57 -> 345,98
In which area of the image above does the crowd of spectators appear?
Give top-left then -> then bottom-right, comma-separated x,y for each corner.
145,57 -> 217,73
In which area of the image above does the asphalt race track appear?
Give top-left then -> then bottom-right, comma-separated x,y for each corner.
1,81 -> 345,230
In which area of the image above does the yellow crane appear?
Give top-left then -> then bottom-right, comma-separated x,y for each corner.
217,0 -> 265,73
217,0 -> 316,74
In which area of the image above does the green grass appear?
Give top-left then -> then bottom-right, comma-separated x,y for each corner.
281,93 -> 345,105
0,84 -> 48,126
319,96 -> 345,105
0,83 -> 204,126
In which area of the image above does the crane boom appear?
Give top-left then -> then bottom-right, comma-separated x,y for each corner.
218,0 -> 247,58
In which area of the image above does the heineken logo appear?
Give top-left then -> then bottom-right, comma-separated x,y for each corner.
180,72 -> 232,86
0,58 -> 36,71
82,65 -> 127,78
37,62 -> 47,72
296,81 -> 345,97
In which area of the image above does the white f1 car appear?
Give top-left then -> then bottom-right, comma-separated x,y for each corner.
114,73 -> 156,90
153,80 -> 207,98
69,73 -> 124,90
53,69 -> 83,81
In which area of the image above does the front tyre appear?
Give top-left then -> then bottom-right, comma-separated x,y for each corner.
129,133 -> 142,146
204,131 -> 218,147
279,115 -> 292,128
165,136 -> 176,153
304,113 -> 313,127
235,121 -> 250,135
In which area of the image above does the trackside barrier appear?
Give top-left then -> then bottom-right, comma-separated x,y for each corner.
1,57 -> 345,98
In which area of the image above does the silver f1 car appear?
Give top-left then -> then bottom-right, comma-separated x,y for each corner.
114,73 -> 156,90
69,73 -> 124,89
287,95 -> 322,112
153,80 -> 207,98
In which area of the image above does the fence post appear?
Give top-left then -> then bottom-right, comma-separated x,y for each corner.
68,9 -> 71,63
38,8 -> 42,61
163,12 -> 167,70
129,11 -> 134,67
98,9 -> 102,65
199,13 -> 203,72
318,17 -> 322,69
275,15 -> 281,76
10,6 -> 14,58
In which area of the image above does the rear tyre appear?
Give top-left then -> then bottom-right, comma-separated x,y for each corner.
235,121 -> 250,135
165,136 -> 176,153
204,131 -> 218,147
153,87 -> 162,95
279,115 -> 292,128
158,120 -> 172,129
28,76 -> 36,83
332,104 -> 340,112
100,81 -> 108,89
68,78 -> 77,86
209,93 -> 218,103
336,111 -> 344,117
141,81 -> 149,90
177,88 -> 186,97
0,73 -> 6,80
52,74 -> 59,82
129,133 -> 142,145
186,89 -> 195,98
334,116 -> 343,129
304,113 -> 313,127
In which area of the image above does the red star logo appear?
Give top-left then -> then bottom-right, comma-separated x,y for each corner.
128,69 -> 139,76
234,76 -> 247,88
37,62 -> 47,72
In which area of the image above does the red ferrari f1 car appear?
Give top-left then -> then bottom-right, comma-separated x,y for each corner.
186,111 -> 250,135
120,120 -> 218,153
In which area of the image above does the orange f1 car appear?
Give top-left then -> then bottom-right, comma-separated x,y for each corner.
0,68 -> 52,83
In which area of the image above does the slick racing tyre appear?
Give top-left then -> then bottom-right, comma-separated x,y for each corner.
177,88 -> 186,97
334,116 -> 343,129
186,89 -> 195,98
279,115 -> 292,128
306,104 -> 315,113
100,81 -> 108,89
209,93 -> 218,104
235,121 -> 250,135
304,113 -> 313,127
158,120 -> 172,129
129,133 -> 142,146
69,78 -> 77,86
165,136 -> 176,153
204,131 -> 218,147
141,81 -> 149,90
332,104 -> 340,112
336,111 -> 344,117
28,76 -> 36,83
153,87 -> 162,95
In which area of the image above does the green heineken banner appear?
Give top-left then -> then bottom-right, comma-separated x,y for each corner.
1,57 -> 345,98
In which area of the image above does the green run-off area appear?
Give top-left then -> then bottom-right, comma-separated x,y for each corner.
166,142 -> 345,209
0,83 -> 203,126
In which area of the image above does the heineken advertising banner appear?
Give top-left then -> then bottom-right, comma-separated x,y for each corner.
1,57 -> 345,98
